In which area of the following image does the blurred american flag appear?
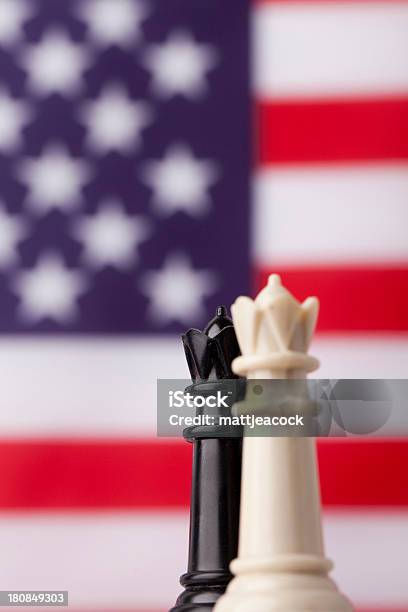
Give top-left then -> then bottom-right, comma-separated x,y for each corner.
0,0 -> 407,610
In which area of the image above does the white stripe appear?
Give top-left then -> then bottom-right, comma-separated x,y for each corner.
0,337 -> 186,437
312,334 -> 408,378
0,336 -> 408,436
254,2 -> 408,98
0,511 -> 406,608
0,511 -> 188,609
325,510 -> 408,608
254,165 -> 408,265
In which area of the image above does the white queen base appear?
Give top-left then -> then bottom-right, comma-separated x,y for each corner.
216,559 -> 352,612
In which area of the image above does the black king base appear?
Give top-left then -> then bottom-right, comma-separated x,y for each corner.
169,307 -> 243,612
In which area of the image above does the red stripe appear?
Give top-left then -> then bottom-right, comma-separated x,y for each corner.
319,439 -> 408,507
256,266 -> 408,331
257,98 -> 408,164
0,440 -> 191,510
0,438 -> 407,510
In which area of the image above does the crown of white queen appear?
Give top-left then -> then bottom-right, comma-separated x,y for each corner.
231,274 -> 320,377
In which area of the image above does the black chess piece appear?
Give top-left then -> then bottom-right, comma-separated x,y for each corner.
169,306 -> 243,612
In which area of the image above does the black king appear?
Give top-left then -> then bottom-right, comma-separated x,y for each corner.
169,306 -> 243,612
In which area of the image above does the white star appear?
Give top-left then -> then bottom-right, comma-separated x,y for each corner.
141,144 -> 219,217
0,0 -> 31,46
80,85 -> 152,153
13,253 -> 87,324
19,145 -> 90,214
79,0 -> 148,47
0,204 -> 26,267
0,89 -> 31,152
22,30 -> 90,96
141,254 -> 217,325
143,31 -> 217,99
74,201 -> 150,269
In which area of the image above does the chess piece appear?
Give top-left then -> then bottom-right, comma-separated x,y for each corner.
214,275 -> 353,612
170,306 -> 243,612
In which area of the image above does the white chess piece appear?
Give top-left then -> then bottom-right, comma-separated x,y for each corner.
215,274 -> 353,612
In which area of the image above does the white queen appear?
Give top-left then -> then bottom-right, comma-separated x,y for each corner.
214,275 -> 353,612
